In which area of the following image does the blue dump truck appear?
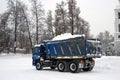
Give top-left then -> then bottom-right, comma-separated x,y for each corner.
32,35 -> 102,73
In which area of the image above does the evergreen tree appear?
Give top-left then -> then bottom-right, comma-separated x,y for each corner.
46,10 -> 54,39
54,1 -> 68,36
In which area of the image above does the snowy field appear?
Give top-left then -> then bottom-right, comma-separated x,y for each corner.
0,54 -> 120,80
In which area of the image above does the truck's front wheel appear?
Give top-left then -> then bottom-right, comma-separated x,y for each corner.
36,62 -> 43,70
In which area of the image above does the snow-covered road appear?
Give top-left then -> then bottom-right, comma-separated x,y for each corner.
0,54 -> 120,80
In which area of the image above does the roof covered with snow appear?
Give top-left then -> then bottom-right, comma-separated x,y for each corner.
34,44 -> 41,47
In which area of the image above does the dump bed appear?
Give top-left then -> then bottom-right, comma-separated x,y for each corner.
43,36 -> 101,59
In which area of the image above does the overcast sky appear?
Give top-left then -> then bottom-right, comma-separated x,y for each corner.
0,0 -> 119,37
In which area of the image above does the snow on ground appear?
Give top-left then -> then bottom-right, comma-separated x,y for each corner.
52,33 -> 85,41
0,54 -> 120,80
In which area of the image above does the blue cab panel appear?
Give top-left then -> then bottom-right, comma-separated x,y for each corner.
32,46 -> 41,65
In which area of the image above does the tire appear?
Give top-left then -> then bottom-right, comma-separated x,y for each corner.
57,61 -> 67,72
82,67 -> 93,71
69,61 -> 79,73
36,62 -> 43,70
82,62 -> 94,71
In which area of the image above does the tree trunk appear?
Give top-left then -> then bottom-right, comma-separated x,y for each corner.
21,8 -> 33,52
71,13 -> 74,35
35,4 -> 39,44
14,2 -> 18,54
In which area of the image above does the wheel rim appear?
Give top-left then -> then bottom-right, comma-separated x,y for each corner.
58,63 -> 64,71
70,63 -> 76,71
36,63 -> 41,69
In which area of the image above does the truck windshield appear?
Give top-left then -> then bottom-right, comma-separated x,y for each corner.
33,47 -> 39,52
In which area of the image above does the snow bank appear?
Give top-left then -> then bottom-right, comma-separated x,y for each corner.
1,53 -> 7,56
52,33 -> 85,41
0,52 -> 14,56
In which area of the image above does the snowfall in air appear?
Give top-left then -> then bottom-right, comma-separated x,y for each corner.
0,53 -> 120,80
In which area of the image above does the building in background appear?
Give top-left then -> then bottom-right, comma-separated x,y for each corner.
114,0 -> 120,52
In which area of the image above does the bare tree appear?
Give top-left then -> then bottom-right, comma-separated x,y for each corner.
31,0 -> 44,44
53,0 -> 90,37
80,18 -> 90,39
68,0 -> 76,35
97,31 -> 114,55
67,0 -> 90,38
21,5 -> 33,52
8,0 -> 21,53
0,11 -> 11,53
0,0 -> 91,54
2,0 -> 33,53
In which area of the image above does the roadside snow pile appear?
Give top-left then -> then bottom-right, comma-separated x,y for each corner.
52,33 -> 85,41
0,52 -> 14,56
1,53 -> 7,56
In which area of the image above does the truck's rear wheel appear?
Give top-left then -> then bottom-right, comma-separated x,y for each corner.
57,61 -> 67,72
69,61 -> 79,73
82,67 -> 93,71
82,62 -> 94,71
36,62 -> 43,70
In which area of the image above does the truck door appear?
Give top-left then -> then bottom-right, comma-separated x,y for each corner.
32,47 -> 41,65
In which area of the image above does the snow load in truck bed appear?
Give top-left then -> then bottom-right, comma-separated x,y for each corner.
52,33 -> 85,41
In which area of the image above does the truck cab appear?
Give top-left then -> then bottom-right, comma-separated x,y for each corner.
32,45 -> 41,66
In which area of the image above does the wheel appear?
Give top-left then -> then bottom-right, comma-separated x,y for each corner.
36,62 -> 43,70
82,67 -> 93,71
57,61 -> 67,72
57,61 -> 65,72
82,62 -> 94,71
50,67 -> 56,69
69,61 -> 79,73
